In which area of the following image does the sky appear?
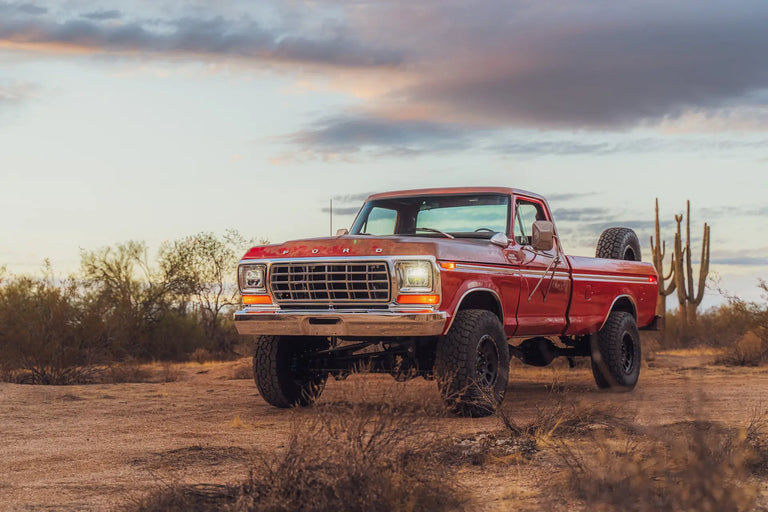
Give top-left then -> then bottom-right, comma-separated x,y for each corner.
1,0 -> 767,309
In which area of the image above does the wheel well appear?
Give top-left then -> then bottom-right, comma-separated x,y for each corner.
457,290 -> 503,323
610,296 -> 637,320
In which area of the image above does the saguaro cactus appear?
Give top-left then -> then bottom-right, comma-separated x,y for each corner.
650,199 -> 676,329
672,200 -> 711,330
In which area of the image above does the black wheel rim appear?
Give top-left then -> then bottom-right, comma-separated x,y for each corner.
476,335 -> 499,388
623,247 -> 636,261
620,333 -> 635,374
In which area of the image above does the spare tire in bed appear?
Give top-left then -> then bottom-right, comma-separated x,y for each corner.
596,227 -> 642,261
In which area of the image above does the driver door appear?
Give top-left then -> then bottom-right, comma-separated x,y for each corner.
508,197 -> 571,336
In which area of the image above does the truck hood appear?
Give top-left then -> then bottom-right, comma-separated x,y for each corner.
241,235 -> 508,266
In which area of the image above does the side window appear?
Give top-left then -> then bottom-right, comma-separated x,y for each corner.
363,207 -> 397,235
514,200 -> 546,245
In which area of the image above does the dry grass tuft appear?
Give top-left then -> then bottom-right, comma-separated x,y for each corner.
433,431 -> 539,466
556,420 -> 760,512
745,408 -> 768,477
100,359 -> 154,384
131,392 -> 465,512
160,362 -> 180,383
433,388 -> 633,468
229,364 -> 253,381
132,483 -> 240,512
717,330 -> 768,367
499,390 -> 633,441
190,348 -> 214,364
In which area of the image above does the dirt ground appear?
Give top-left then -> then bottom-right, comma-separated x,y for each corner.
1,350 -> 767,511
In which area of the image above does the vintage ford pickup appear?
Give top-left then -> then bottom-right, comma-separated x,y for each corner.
235,187 -> 659,415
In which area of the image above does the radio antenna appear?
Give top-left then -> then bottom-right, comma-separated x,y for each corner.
329,199 -> 333,236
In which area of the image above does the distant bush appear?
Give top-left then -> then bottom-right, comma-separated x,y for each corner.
716,330 -> 768,367
0,231 -> 262,384
661,280 -> 768,359
0,269 -> 103,384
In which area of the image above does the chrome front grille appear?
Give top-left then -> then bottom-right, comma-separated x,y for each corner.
269,261 -> 391,305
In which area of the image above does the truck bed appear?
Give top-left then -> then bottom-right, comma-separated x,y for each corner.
564,255 -> 658,336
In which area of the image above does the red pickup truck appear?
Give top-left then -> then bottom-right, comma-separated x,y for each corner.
235,187 -> 659,416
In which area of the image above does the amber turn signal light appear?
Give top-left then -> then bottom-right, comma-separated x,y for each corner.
243,295 -> 273,305
396,294 -> 440,305
439,261 -> 457,270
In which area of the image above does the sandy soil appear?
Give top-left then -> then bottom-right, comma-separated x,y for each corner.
1,351 -> 767,511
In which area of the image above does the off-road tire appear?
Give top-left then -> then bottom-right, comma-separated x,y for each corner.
253,335 -> 329,408
590,311 -> 641,391
596,227 -> 642,261
435,309 -> 510,417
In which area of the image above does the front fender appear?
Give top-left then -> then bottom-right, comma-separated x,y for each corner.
439,265 -> 518,336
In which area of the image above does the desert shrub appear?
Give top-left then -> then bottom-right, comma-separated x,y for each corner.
131,401 -> 465,512
0,232 -> 262,383
716,330 -> 768,366
557,420 -> 758,512
662,279 -> 768,351
158,231 -> 261,354
79,240 -> 200,360
0,272 -> 104,384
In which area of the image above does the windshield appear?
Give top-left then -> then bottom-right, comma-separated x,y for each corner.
350,194 -> 510,239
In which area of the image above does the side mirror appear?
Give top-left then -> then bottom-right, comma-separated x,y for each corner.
336,228 -> 349,236
490,232 -> 510,247
531,221 -> 555,251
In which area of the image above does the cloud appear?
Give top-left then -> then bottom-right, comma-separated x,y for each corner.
700,205 -> 768,217
331,192 -> 372,203
80,9 -> 121,21
285,115 -> 475,156
283,112 -> 768,157
277,0 -> 768,155
552,207 -> 611,222
321,206 -> 361,216
4,0 -> 768,156
546,192 -> 598,203
375,0 -> 768,129
0,82 -> 32,105
0,8 -> 402,69
711,257 -> 768,267
0,2 -> 46,15
318,192 -> 373,216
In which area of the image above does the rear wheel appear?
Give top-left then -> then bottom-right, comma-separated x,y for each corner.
435,309 -> 510,417
253,336 -> 329,408
591,311 -> 641,390
596,227 -> 642,261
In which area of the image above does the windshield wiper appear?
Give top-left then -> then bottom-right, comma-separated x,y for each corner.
415,227 -> 455,239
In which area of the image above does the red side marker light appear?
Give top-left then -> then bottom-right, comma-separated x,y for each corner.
649,275 -> 658,283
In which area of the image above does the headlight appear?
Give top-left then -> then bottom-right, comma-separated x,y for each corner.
238,264 -> 266,293
396,260 -> 433,292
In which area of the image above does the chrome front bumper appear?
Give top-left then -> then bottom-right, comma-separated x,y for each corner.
234,308 -> 448,337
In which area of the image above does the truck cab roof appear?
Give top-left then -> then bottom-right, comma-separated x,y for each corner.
366,187 -> 547,203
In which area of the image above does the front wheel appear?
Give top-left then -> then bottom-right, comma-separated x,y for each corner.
435,309 -> 510,417
591,311 -> 641,391
253,336 -> 329,408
